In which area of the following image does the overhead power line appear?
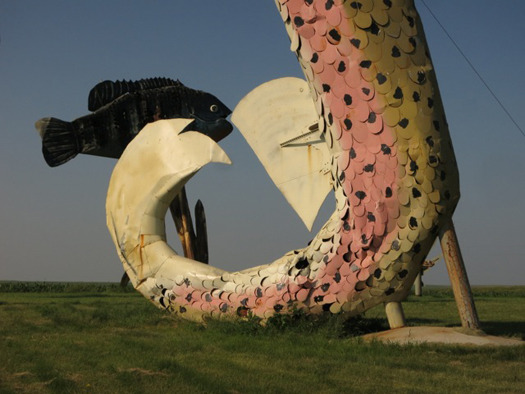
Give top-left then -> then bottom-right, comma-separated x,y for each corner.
420,0 -> 525,139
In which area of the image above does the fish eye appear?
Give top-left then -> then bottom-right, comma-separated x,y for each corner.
210,104 -> 219,113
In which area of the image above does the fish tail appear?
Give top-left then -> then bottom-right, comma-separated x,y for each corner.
35,117 -> 79,167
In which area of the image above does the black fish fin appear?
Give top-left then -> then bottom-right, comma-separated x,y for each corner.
35,117 -> 79,167
88,77 -> 183,111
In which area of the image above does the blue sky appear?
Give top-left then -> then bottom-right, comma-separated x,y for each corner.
1,1 -> 524,285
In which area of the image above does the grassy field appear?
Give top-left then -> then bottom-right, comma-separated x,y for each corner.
0,283 -> 523,393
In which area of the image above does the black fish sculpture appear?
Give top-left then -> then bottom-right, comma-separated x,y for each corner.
35,78 -> 233,167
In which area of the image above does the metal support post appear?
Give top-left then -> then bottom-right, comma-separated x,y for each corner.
385,301 -> 406,329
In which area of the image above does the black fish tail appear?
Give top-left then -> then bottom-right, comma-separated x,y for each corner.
35,117 -> 79,167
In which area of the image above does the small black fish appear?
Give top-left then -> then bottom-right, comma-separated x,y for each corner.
35,78 -> 233,167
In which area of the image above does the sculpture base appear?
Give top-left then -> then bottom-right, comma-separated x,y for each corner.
361,326 -> 524,346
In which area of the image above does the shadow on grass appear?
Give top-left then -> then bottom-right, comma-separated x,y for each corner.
44,293 -> 133,299
481,321 -> 525,339
204,310 -> 390,339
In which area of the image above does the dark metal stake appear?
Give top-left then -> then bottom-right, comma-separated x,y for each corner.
194,200 -> 209,264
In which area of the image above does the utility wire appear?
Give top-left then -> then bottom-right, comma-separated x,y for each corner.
420,0 -> 525,139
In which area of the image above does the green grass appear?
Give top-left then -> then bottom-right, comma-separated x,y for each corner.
0,283 -> 523,393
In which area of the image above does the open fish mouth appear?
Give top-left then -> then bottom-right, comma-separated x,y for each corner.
183,117 -> 233,142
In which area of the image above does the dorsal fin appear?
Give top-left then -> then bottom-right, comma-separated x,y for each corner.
88,77 -> 182,111
232,77 -> 332,231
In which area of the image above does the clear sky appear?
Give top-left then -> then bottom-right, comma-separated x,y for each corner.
1,1 -> 524,285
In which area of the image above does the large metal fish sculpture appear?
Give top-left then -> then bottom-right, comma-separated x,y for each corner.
35,78 -> 232,167
105,0 -> 460,322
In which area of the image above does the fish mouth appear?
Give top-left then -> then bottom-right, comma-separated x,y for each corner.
184,117 -> 233,142
208,118 -> 233,142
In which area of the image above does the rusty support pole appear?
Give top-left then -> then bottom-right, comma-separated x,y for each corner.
169,187 -> 209,264
439,219 -> 481,330
170,187 -> 197,260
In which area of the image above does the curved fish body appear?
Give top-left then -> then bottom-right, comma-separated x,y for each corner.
36,79 -> 232,167
106,0 -> 459,321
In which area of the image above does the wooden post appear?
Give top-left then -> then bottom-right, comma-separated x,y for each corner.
439,219 -> 481,330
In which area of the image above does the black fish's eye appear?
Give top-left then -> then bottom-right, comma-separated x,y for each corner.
210,104 -> 219,113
